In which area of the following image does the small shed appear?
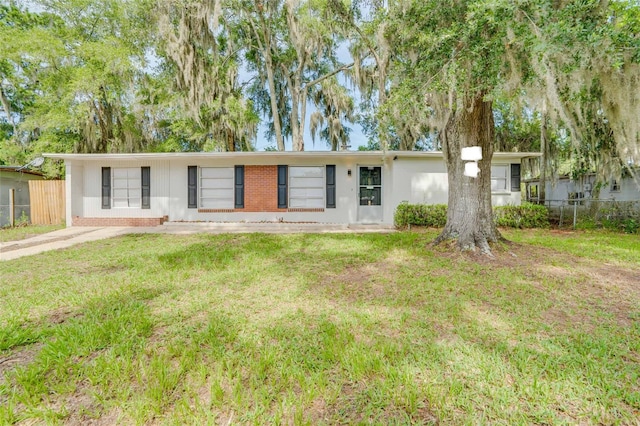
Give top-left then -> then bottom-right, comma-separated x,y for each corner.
0,166 -> 45,227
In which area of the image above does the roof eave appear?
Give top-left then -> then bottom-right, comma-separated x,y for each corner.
43,151 -> 541,161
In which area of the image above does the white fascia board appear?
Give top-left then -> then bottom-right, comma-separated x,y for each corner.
43,151 -> 388,161
43,150 -> 541,162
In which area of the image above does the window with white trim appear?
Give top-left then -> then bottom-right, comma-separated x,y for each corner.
200,167 -> 234,209
289,166 -> 325,208
491,165 -> 508,192
112,168 -> 141,208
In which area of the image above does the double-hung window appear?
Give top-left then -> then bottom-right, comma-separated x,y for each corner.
490,165 -> 509,192
102,167 -> 150,209
200,167 -> 234,209
288,166 -> 325,208
188,166 -> 244,209
112,168 -> 142,208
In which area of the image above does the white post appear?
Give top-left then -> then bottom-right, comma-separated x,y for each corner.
65,163 -> 73,227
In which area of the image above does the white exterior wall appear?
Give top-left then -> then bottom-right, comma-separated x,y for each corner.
66,163 -> 84,225
80,160 -> 170,218
390,157 -> 523,209
585,175 -> 639,201
598,179 -> 640,201
390,157 -> 449,207
543,180 -> 572,202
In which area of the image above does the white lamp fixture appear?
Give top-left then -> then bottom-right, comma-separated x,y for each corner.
461,147 -> 482,178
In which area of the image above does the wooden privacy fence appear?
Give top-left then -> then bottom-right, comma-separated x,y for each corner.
29,180 -> 65,225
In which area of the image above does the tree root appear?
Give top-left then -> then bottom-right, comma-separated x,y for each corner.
433,229 -> 502,257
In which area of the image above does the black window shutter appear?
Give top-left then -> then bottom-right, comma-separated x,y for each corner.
277,165 -> 288,208
188,166 -> 197,208
234,165 -> 244,209
101,167 -> 111,209
326,165 -> 336,208
510,164 -> 521,192
141,167 -> 150,209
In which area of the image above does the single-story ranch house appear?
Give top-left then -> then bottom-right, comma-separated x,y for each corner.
44,151 -> 539,227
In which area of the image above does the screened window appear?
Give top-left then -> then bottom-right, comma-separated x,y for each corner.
491,165 -> 508,192
289,166 -> 325,208
611,180 -> 621,192
112,168 -> 141,208
200,167 -> 234,209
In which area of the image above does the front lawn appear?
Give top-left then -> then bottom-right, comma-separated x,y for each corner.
1,230 -> 638,424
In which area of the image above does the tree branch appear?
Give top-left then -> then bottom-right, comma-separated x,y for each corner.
304,62 -> 355,90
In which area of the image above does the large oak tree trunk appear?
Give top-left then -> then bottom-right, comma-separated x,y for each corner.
435,93 -> 501,254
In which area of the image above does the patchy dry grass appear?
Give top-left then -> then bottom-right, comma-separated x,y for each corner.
0,229 -> 639,424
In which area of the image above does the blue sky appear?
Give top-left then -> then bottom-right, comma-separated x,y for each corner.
252,113 -> 369,152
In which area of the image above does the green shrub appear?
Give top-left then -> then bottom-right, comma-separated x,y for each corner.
622,219 -> 639,234
575,217 -> 599,231
494,203 -> 550,228
394,202 -> 447,228
395,202 -> 550,229
601,217 -> 639,234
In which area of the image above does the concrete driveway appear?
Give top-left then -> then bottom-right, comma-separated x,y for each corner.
0,222 -> 395,261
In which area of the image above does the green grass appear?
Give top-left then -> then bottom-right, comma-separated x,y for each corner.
1,230 -> 639,424
0,224 -> 64,242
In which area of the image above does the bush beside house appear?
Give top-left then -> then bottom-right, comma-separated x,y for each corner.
393,203 -> 448,228
394,202 -> 550,229
493,204 -> 550,228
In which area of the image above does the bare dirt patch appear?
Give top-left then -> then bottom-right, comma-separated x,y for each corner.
55,395 -> 124,426
431,239 -> 524,269
517,245 -> 640,328
0,343 -> 42,386
46,307 -> 81,325
432,240 -> 640,330
316,260 -> 400,303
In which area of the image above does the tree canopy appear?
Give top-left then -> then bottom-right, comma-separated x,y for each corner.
1,1 -> 638,203
2,1 -> 638,151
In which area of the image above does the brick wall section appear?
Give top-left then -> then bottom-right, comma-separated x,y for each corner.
243,165 -> 287,212
73,216 -> 167,227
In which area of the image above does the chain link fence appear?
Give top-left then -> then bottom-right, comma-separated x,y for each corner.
531,199 -> 640,232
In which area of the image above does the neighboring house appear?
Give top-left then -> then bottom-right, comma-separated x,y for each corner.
525,172 -> 640,205
44,151 -> 538,227
0,166 -> 46,227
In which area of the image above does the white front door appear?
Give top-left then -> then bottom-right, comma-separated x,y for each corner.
357,166 -> 383,222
